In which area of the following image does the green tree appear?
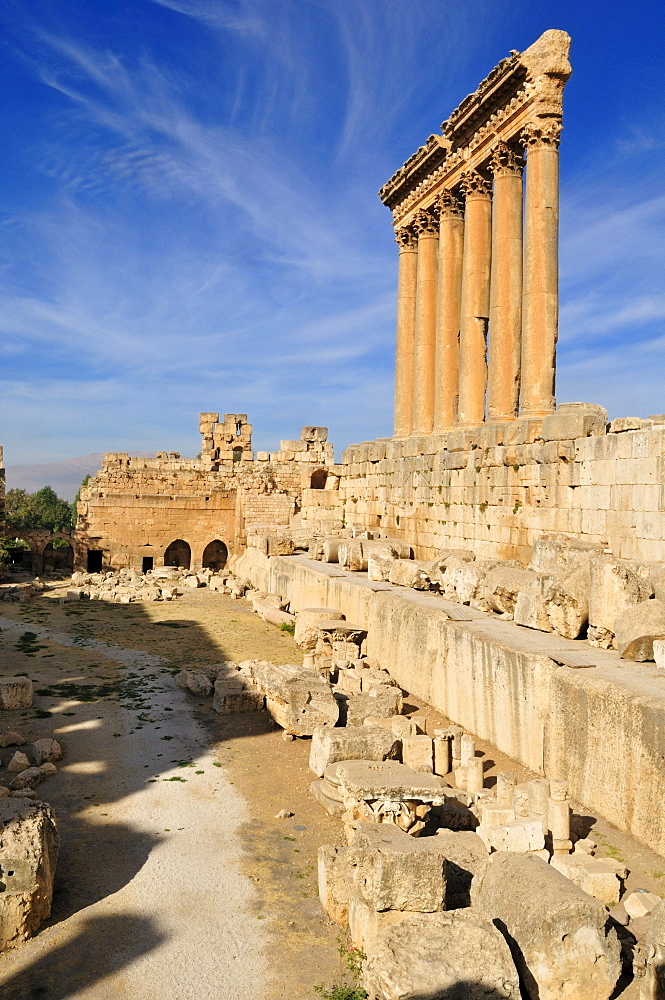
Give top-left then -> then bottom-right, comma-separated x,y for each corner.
71,475 -> 91,527
5,486 -> 72,531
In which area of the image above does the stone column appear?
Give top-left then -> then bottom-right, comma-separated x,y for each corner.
434,189 -> 464,430
393,226 -> 418,437
457,170 -> 492,427
488,142 -> 524,422
520,119 -> 562,416
412,206 -> 439,435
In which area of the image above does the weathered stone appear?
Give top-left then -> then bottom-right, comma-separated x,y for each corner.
515,590 -> 552,631
9,767 -> 49,790
482,566 -> 540,614
367,552 -> 395,582
317,845 -> 350,927
589,555 -> 653,638
309,726 -> 400,778
550,854 -> 621,907
471,852 -> 621,1000
336,760 -> 447,839
434,829 -> 487,908
348,822 -> 447,912
388,559 -> 430,590
212,675 -> 264,715
540,403 -> 607,442
251,662 -> 339,735
641,899 -> 665,1000
32,740 -> 62,766
340,685 -> 404,726
655,639 -> 665,671
174,670 -> 214,697
401,735 -> 433,773
0,678 -> 34,710
7,752 -> 30,774
362,910 -> 521,1000
545,563 -> 590,639
294,608 -> 345,649
615,600 -> 665,661
0,798 -> 59,950
0,733 -> 24,748
624,890 -> 663,920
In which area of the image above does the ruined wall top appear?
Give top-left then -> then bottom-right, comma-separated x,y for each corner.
379,29 -> 571,223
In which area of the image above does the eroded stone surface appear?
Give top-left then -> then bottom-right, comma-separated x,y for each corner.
0,798 -> 59,951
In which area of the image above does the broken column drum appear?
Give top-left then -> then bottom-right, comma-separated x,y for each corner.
380,30 -> 572,435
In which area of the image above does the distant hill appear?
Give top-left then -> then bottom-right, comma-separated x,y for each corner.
4,453 -> 152,501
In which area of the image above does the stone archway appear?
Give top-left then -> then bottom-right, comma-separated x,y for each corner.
310,468 -> 328,489
202,539 -> 228,571
164,539 -> 191,569
42,540 -> 74,574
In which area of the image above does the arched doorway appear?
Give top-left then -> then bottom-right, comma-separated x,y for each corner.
42,540 -> 74,574
202,539 -> 228,571
310,468 -> 327,489
164,539 -> 191,569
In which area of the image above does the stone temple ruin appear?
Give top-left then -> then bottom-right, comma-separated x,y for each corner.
3,27 -> 665,1000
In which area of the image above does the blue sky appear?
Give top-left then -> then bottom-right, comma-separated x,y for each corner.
1,0 -> 664,464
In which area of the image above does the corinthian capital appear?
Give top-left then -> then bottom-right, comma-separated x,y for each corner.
394,226 -> 417,251
461,169 -> 492,198
412,206 -> 439,235
490,141 -> 524,177
436,188 -> 464,219
522,117 -> 563,150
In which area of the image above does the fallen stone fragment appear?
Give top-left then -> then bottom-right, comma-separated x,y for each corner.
434,829 -> 487,908
615,600 -> 665,661
7,752 -> 30,774
655,639 -> 665,671
471,852 -> 621,1000
0,797 -> 59,950
482,566 -> 539,615
318,844 -> 350,927
294,608 -> 345,649
348,823 -> 447,912
362,910 -> 521,1000
309,725 -> 400,778
174,670 -> 214,697
401,735 -> 434,773
10,767 -> 48,790
550,854 -> 621,907
514,590 -> 552,632
340,686 -> 403,727
336,760 -> 447,839
0,787 -> 10,799
212,674 -> 264,715
274,809 -> 294,819
589,555 -> 653,640
545,564 -> 590,639
624,890 -> 663,921
0,678 -> 34,710
0,733 -> 24,748
641,899 -> 665,1000
388,559 -> 430,590
32,739 -> 62,766
251,662 -> 339,736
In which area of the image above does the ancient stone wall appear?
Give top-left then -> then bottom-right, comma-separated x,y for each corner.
298,409 -> 665,566
75,415 -> 338,572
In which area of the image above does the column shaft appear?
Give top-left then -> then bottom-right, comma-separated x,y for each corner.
521,120 -> 561,416
488,144 -> 524,422
458,171 -> 492,427
412,208 -> 439,435
434,190 -> 464,431
393,227 -> 418,437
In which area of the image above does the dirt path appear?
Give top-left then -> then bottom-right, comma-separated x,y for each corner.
0,587 -> 341,999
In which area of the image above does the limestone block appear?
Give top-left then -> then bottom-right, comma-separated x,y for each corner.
471,852 -> 621,1000
32,740 -> 62,766
301,425 -> 328,442
341,685 -> 403,726
294,608 -> 345,649
388,559 -> 430,590
367,552 -> 395,582
9,766 -> 53,791
317,845 -> 350,927
540,403 -> 608,442
266,536 -> 294,557
0,733 -> 24,748
641,900 -> 665,1000
545,564 -> 590,639
609,417 -> 652,433
477,819 -> 544,854
212,675 -> 264,715
482,566 -> 539,614
615,600 -> 665,661
550,855 -> 621,907
589,555 -> 653,636
515,590 -> 552,631
624,891 -> 662,920
348,822 -> 447,912
252,662 -> 339,736
529,535 -> 602,575
362,910 -> 521,1000
322,538 -> 342,563
655,639 -> 665,671
7,752 -> 30,774
445,557 -> 498,605
433,736 -> 451,776
308,726 -> 400,777
0,678 -> 34,710
174,670 -> 214,697
401,735 -> 434,773
0,798 -> 60,951
339,540 -> 367,572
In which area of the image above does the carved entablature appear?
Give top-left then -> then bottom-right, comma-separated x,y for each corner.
491,141 -> 524,177
379,29 -> 571,224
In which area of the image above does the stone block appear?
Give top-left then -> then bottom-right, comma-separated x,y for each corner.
317,845 -> 350,926
434,830 -> 488,908
515,590 -> 552,631
471,852 -> 621,1000
252,662 -> 339,735
545,563 -> 590,639
655,639 -> 665,671
540,402 -> 608,441
174,670 -> 214,697
615,600 -> 665,660
388,559 -> 430,590
0,678 -> 34,710
477,818 -> 545,854
7,752 -> 30,774
401,735 -> 433,773
482,566 -> 539,614
362,910 -> 521,1000
340,685 -> 403,726
336,760 -> 447,838
294,608 -> 345,650
589,555 -> 653,636
641,899 -> 665,1000
212,675 -> 264,715
367,552 -> 395,582
348,822 -> 447,912
308,725 -> 400,777
32,740 -> 62,766
0,798 -> 60,951
624,890 -> 662,920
